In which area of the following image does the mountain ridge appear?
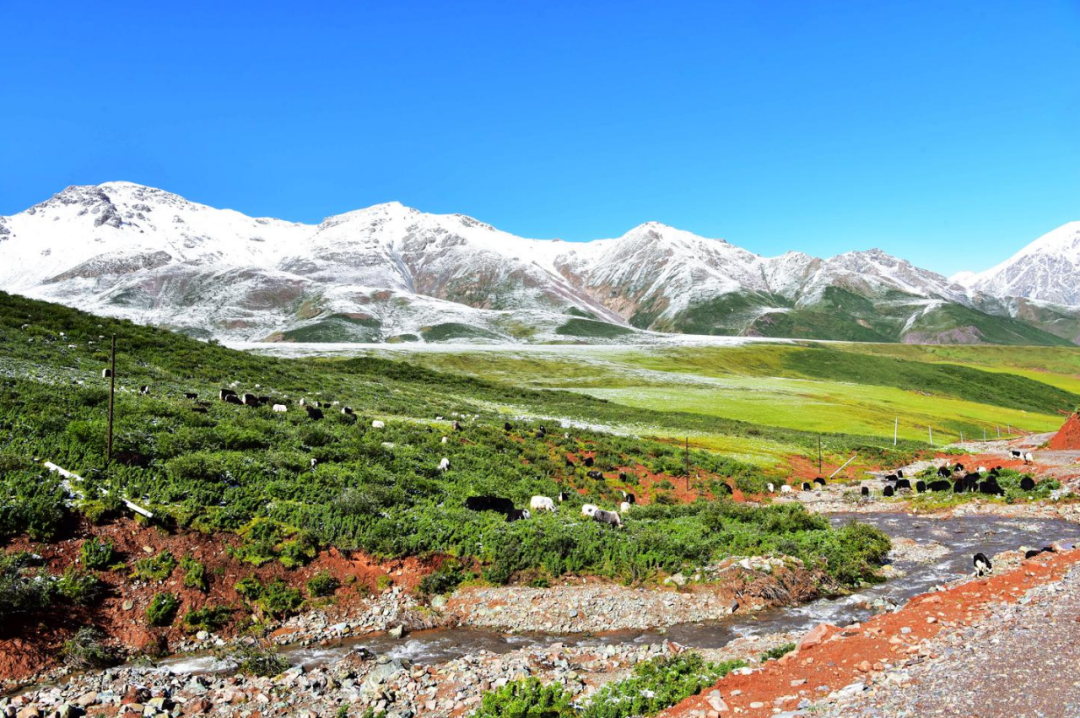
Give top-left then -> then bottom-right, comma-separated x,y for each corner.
0,182 -> 1076,346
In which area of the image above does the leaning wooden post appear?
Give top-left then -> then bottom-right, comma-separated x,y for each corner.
107,334 -> 116,466
928,426 -> 933,447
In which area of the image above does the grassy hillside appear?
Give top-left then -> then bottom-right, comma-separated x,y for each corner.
0,292 -> 896,590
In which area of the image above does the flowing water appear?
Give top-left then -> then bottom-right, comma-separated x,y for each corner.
155,512 -> 1080,675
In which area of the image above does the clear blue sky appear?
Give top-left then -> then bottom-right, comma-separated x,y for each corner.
2,1 -> 1077,275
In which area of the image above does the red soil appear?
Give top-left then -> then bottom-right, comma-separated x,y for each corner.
1048,413 -> 1080,451
0,517 -> 439,688
663,548 -> 1080,718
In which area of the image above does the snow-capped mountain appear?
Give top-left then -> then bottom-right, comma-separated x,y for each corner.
0,183 -> 1074,346
958,222 -> 1080,306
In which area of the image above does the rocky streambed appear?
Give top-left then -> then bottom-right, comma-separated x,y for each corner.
6,512 -> 1079,718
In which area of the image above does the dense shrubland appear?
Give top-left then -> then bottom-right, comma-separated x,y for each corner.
0,291 -> 892,594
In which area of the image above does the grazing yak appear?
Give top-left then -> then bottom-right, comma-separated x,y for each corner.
224,394 -> 243,405
973,552 -> 992,577
915,480 -> 927,493
530,496 -> 556,512
928,479 -> 951,492
1010,449 -> 1023,459
896,478 -> 911,490
504,422 -> 512,432
220,389 -> 238,401
584,457 -> 594,468
242,393 -> 259,406
139,385 -> 151,395
936,466 -> 952,479
1020,476 -> 1036,491
801,482 -> 812,492
1025,549 -> 1042,560
883,485 -> 895,497
184,392 -> 198,400
465,496 -> 520,521
618,472 -> 628,481
582,504 -> 622,528
586,470 -> 603,480
341,406 -> 354,415
813,477 -> 826,487
304,405 -> 324,420
566,458 -> 576,469
506,508 -> 531,522
621,491 -> 635,504
860,486 -> 870,496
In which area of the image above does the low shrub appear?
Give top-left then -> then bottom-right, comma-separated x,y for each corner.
146,592 -> 181,627
224,643 -> 290,677
0,551 -> 53,617
474,677 -> 575,718
305,570 -> 339,598
184,605 -> 234,632
759,642 -> 796,662
55,566 -> 102,605
180,556 -> 209,591
79,536 -> 117,570
62,626 -> 117,669
132,551 -> 177,583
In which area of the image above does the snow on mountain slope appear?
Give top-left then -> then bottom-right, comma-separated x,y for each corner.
0,183 -> 1075,345
959,222 -> 1080,306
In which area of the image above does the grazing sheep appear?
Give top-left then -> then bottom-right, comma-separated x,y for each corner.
1024,452 -> 1034,464
272,404 -> 288,413
310,458 -> 318,471
973,552 -> 993,577
581,504 -> 599,517
438,457 -> 451,471
767,483 -> 775,493
1020,476 -> 1036,491
780,484 -> 793,494
620,501 -> 632,513
452,420 -> 462,432
441,436 -> 448,444
530,496 -> 556,512
372,420 -> 385,429
977,466 -> 987,473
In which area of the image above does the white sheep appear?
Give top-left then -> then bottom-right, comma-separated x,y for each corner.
272,404 -> 287,413
581,503 -> 599,517
780,485 -> 793,494
438,457 -> 450,471
767,482 -> 775,493
619,501 -> 632,513
530,496 -> 556,512
372,420 -> 385,429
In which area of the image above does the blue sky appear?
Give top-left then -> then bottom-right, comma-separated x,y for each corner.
1,1 -> 1077,275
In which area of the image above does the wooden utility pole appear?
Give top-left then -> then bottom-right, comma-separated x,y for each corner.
893,417 -> 898,446
929,426 -> 933,447
106,335 -> 116,465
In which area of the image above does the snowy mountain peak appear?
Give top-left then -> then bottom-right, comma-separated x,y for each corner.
964,221 -> 1080,306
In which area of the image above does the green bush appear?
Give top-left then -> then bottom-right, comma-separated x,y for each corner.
180,556 -> 209,591
580,653 -> 746,718
474,677 -> 576,718
184,605 -> 234,633
146,592 -> 181,627
79,536 -> 117,570
62,627 -> 117,669
760,642 -> 796,662
234,575 -> 263,601
259,579 -> 303,618
223,643 -> 290,677
55,566 -> 102,605
0,552 -> 53,617
132,551 -> 177,583
417,559 -> 470,597
306,570 -> 339,598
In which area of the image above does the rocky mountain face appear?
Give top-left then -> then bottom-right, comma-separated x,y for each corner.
0,182 -> 1076,345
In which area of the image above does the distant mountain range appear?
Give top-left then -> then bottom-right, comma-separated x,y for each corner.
1,183 -> 1078,346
